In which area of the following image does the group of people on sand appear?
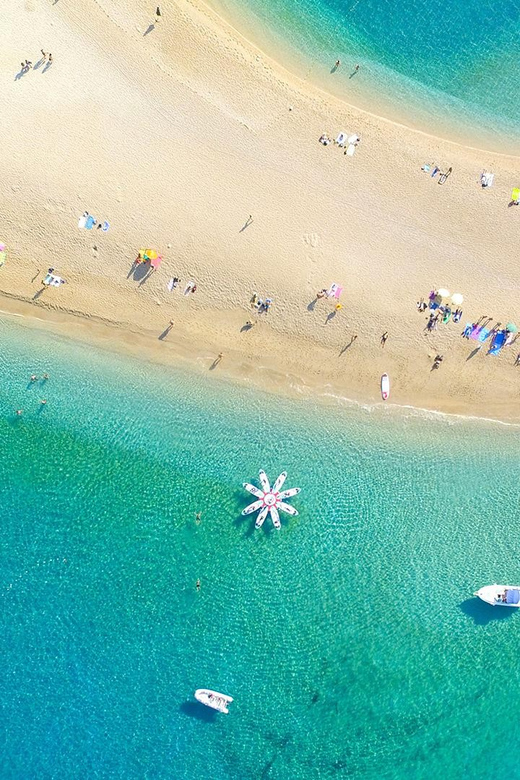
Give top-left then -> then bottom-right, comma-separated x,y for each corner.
318,132 -> 361,154
250,292 -> 272,314
421,163 -> 453,185
19,50 -> 52,75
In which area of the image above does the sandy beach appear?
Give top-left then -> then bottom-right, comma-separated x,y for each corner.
2,0 -> 520,421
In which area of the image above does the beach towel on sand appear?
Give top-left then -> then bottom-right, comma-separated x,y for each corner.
489,331 -> 506,355
346,144 -> 356,156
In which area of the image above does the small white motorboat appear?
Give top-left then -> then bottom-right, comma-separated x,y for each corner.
194,689 -> 233,714
474,584 -> 520,607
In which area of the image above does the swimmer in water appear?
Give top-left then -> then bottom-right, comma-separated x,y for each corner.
30,375 -> 38,382
40,399 -> 47,405
15,409 -> 23,416
196,579 -> 201,591
195,512 -> 202,525
42,373 -> 49,380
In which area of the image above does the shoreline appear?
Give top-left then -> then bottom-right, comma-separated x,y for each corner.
2,0 -> 520,429
2,294 -> 520,427
197,0 -> 520,157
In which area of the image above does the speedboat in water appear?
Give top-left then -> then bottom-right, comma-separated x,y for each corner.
474,584 -> 520,607
194,689 -> 233,713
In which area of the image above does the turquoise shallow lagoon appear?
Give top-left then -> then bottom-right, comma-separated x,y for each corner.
1,318 -> 520,778
212,0 -> 520,150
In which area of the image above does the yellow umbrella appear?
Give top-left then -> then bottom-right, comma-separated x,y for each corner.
512,188 -> 520,203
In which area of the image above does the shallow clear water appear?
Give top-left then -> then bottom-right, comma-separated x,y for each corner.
1,318 -> 520,778
212,0 -> 520,150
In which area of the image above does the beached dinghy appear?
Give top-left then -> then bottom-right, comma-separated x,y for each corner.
474,584 -> 520,607
195,689 -> 233,713
242,470 -> 300,529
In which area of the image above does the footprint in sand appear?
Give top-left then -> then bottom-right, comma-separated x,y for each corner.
303,233 -> 319,248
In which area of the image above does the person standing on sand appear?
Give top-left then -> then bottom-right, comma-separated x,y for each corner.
381,332 -> 388,347
334,60 -> 341,69
155,6 -> 162,22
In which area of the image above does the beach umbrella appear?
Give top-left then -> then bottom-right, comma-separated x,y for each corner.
512,188 -> 520,203
506,322 -> 518,333
437,288 -> 450,299
0,242 -> 6,267
451,293 -> 464,305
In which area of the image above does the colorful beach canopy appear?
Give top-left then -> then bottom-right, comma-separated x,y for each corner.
138,248 -> 159,261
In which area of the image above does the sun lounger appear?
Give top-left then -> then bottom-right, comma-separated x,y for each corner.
346,144 -> 356,156
335,132 -> 347,146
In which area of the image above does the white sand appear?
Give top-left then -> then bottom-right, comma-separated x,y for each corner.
1,0 -> 520,420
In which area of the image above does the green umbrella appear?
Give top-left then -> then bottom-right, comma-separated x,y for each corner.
506,322 -> 518,333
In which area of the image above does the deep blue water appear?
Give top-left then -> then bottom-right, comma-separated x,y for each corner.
1,317 -> 520,778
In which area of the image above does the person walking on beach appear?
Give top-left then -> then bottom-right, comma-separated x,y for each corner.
155,5 -> 162,22
381,332 -> 388,347
515,352 -> 520,366
334,59 -> 341,69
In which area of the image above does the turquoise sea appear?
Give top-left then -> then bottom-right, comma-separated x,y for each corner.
211,0 -> 520,151
1,316 -> 520,779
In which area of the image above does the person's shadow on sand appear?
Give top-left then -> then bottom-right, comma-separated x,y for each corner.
14,67 -> 29,81
307,298 -> 318,312
158,323 -> 173,341
128,262 -> 150,282
144,23 -> 155,36
325,311 -> 337,324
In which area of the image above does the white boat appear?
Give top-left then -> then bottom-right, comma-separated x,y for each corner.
255,505 -> 269,529
270,506 -> 281,530
381,373 -> 390,401
258,470 -> 270,492
243,470 -> 301,530
474,584 -> 520,607
243,482 -> 263,499
278,487 -> 300,500
242,499 -> 263,515
194,689 -> 233,713
272,471 -> 287,492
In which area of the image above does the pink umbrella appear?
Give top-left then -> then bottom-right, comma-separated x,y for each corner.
150,255 -> 163,270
